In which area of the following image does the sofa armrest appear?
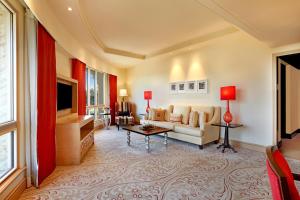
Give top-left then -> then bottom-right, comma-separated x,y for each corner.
202,107 -> 221,130
207,106 -> 221,125
199,107 -> 221,144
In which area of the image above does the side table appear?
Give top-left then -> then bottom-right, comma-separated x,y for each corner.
138,114 -> 147,121
100,113 -> 111,130
211,123 -> 243,153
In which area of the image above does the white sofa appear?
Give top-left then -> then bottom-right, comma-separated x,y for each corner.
140,105 -> 221,149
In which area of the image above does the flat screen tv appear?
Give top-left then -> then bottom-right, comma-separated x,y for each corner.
57,82 -> 72,110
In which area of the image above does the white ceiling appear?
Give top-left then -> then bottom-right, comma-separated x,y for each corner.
47,0 -> 300,67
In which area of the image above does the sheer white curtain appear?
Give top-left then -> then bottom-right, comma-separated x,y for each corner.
24,9 -> 38,187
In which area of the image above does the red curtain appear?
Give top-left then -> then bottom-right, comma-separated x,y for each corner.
72,59 -> 86,115
37,23 -> 57,184
109,74 -> 117,125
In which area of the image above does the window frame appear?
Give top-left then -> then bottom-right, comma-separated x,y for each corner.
85,67 -> 107,118
0,0 -> 17,183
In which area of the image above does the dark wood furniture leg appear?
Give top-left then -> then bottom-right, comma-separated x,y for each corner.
217,126 -> 237,153
199,145 -> 203,150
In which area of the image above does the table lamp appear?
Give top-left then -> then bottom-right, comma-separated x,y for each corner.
120,89 -> 128,101
220,86 -> 236,124
144,91 -> 152,113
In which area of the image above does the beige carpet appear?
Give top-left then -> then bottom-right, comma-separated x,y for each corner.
20,128 -> 299,200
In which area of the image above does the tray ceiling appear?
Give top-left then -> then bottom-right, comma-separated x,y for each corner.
47,0 -> 234,66
46,0 -> 300,67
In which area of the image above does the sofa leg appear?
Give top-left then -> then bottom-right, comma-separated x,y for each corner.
199,145 -> 204,150
214,140 -> 219,144
117,125 -> 119,131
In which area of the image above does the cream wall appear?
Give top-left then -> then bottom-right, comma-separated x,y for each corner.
55,44 -> 72,78
127,31 -> 273,146
285,64 -> 300,134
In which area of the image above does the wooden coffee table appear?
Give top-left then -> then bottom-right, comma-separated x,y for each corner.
122,125 -> 172,152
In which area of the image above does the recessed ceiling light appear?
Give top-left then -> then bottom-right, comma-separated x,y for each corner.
68,7 -> 72,11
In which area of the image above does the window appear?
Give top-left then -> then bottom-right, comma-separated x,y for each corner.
0,1 -> 17,181
85,68 -> 108,119
89,70 -> 95,106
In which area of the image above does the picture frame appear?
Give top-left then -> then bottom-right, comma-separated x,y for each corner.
186,81 -> 197,93
197,80 -> 208,94
169,82 -> 178,94
177,82 -> 186,93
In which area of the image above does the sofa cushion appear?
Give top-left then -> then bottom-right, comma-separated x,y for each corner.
148,108 -> 155,120
149,108 -> 164,121
191,106 -> 214,122
188,111 -> 199,127
173,106 -> 191,125
164,105 -> 174,121
198,112 -> 206,130
153,109 -> 165,121
170,113 -> 182,123
174,124 -> 203,137
147,120 -> 175,130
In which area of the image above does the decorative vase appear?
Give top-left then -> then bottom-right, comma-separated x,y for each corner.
223,111 -> 232,124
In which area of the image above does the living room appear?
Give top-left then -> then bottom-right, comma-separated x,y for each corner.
1,0 -> 300,199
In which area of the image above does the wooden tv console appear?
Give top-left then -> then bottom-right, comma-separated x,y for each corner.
56,114 -> 95,165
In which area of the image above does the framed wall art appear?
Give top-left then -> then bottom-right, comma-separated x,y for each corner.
186,81 -> 197,93
177,82 -> 186,93
169,82 -> 178,94
197,80 -> 208,94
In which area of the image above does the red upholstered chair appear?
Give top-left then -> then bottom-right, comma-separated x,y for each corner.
266,146 -> 300,200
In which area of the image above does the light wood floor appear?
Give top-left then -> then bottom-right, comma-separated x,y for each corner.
281,134 -> 300,161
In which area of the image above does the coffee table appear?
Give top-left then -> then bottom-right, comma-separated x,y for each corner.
122,125 -> 172,152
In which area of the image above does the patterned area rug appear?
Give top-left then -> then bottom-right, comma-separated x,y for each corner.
20,127 -> 294,200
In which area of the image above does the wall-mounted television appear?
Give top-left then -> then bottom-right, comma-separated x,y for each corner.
57,82 -> 72,110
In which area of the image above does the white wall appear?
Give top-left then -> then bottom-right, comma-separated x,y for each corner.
127,32 -> 273,146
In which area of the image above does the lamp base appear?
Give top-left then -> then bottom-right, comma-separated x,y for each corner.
146,100 -> 150,113
223,111 -> 233,124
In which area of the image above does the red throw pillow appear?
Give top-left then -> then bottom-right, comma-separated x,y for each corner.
273,150 -> 300,200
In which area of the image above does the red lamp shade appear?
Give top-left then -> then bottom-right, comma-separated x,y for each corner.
144,91 -> 152,100
220,86 -> 236,100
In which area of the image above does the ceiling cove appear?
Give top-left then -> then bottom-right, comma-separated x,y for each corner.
76,0 -> 146,59
75,0 -> 238,60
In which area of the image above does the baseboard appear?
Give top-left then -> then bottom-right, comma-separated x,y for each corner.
220,138 -> 266,152
284,129 -> 300,139
290,129 -> 300,138
5,178 -> 26,200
